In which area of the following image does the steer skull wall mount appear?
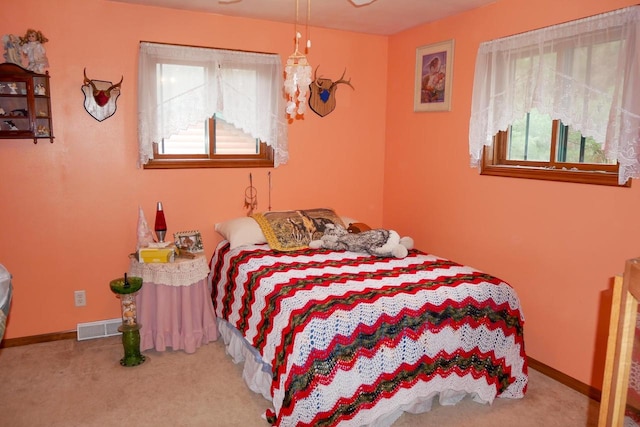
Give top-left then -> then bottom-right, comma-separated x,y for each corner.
81,68 -> 123,122
308,66 -> 354,117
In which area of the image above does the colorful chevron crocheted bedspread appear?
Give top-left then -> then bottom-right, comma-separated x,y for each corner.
210,241 -> 528,427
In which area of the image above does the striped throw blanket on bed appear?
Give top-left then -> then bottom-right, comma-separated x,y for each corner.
210,242 -> 527,427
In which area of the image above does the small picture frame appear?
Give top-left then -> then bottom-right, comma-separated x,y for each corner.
173,230 -> 204,253
414,39 -> 454,112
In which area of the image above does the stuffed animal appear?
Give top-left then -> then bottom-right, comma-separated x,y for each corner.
309,223 -> 414,258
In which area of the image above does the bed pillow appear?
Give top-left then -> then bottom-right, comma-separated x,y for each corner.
252,208 -> 345,251
215,216 -> 267,249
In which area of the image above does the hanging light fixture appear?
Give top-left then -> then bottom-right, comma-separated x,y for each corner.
284,0 -> 312,119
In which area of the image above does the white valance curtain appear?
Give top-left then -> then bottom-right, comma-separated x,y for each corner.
468,6 -> 640,184
138,42 -> 288,167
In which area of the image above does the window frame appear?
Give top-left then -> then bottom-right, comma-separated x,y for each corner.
481,120 -> 629,187
145,118 -> 274,169
468,7 -> 640,186
140,43 -> 277,169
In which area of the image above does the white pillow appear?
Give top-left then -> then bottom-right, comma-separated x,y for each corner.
215,217 -> 267,249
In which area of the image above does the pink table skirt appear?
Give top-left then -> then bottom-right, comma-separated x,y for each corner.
136,277 -> 219,354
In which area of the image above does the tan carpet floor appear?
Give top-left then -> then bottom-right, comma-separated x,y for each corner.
0,336 -> 599,426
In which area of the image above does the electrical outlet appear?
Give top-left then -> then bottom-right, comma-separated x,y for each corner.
74,290 -> 86,307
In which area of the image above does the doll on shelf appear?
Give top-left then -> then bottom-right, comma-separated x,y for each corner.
19,29 -> 49,74
2,34 -> 22,66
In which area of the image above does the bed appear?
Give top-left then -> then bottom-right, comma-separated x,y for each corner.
208,211 -> 528,427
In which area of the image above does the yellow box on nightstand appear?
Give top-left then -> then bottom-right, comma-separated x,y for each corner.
138,247 -> 175,263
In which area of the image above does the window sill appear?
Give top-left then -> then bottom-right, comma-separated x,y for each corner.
143,157 -> 274,169
481,164 -> 630,187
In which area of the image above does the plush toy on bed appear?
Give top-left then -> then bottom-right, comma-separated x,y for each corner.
309,223 -> 414,258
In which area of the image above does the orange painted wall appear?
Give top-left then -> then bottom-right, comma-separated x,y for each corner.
3,0 -> 638,392
0,1 -> 387,337
385,0 -> 639,389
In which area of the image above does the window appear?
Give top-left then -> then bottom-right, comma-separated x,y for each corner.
149,114 -> 273,169
137,42 -> 288,169
482,109 -> 625,186
160,115 -> 258,155
469,6 -> 640,186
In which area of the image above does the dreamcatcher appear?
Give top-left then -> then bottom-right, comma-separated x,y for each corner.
244,173 -> 258,216
243,172 -> 273,215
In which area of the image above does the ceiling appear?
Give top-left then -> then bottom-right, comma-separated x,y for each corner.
110,0 -> 496,35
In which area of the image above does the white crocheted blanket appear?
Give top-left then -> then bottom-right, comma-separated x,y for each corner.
209,242 -> 528,427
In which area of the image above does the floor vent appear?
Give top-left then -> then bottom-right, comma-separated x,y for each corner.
77,318 -> 122,341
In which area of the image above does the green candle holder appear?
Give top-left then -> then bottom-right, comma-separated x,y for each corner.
109,275 -> 146,367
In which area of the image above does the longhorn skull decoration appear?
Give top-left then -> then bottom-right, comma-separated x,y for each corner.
81,68 -> 123,122
308,67 -> 354,117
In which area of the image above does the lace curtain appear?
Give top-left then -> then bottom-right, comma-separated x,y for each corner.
468,6 -> 640,184
138,42 -> 289,167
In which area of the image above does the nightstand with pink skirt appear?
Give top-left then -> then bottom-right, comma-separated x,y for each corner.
129,254 -> 218,353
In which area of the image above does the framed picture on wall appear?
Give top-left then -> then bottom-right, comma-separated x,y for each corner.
173,230 -> 204,253
414,39 -> 454,112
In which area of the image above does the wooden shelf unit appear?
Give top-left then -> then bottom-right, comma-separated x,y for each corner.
0,62 -> 53,144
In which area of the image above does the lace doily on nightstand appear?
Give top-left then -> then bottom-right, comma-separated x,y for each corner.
129,255 -> 209,287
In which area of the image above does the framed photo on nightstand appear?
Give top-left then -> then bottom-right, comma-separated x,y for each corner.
174,230 -> 204,253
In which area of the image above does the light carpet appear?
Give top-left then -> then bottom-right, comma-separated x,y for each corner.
0,336 -> 599,426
